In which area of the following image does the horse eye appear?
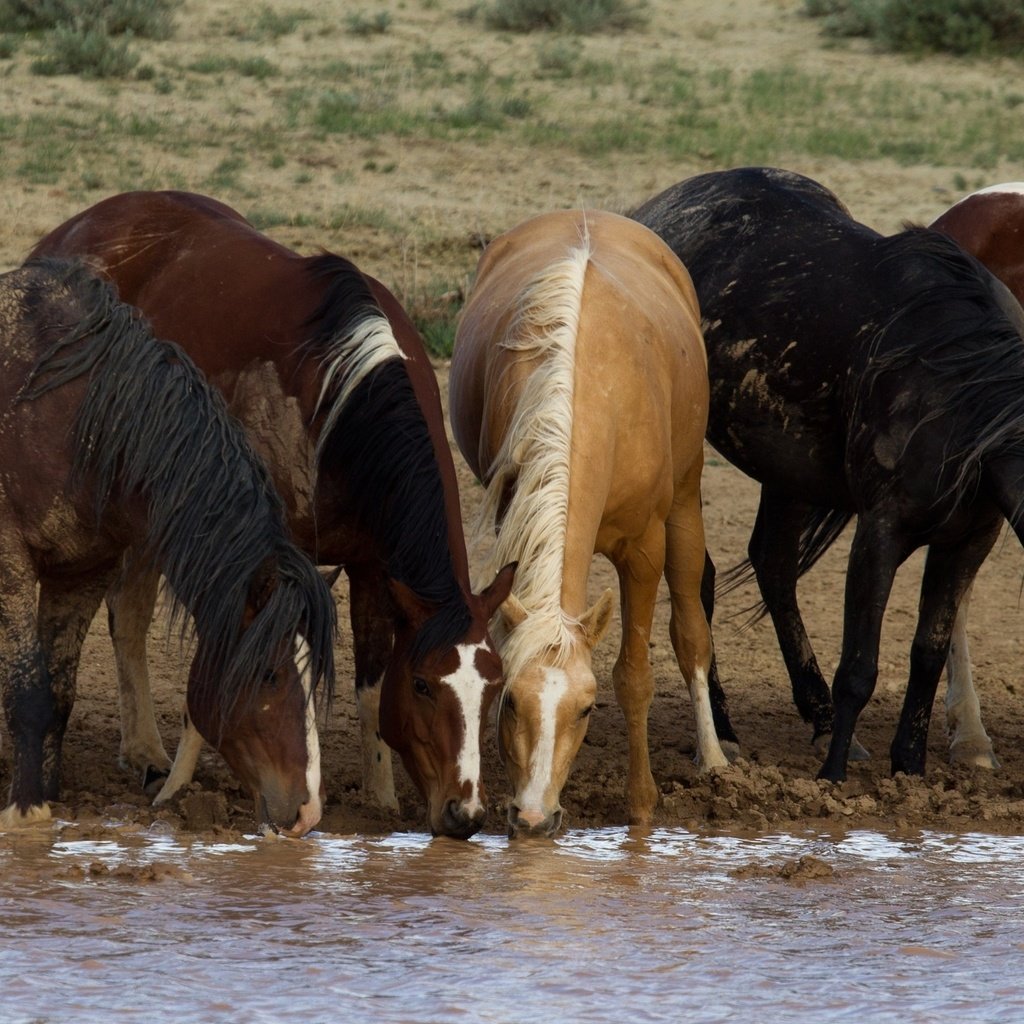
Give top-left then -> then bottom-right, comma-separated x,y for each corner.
503,695 -> 517,718
413,677 -> 432,698
579,704 -> 595,721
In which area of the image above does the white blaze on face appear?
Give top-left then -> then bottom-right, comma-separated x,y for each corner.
443,641 -> 490,815
291,636 -> 323,836
517,666 -> 570,818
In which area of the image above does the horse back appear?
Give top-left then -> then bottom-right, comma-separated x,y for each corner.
31,191 -> 322,384
929,186 -> 1024,308
452,209 -> 708,574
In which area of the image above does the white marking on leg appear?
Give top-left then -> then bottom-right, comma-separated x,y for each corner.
688,666 -> 729,771
517,667 -> 568,823
154,707 -> 204,805
291,637 -> 323,836
945,590 -> 998,769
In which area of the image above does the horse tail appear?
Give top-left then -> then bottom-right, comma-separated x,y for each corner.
20,257 -> 335,718
717,507 -> 853,623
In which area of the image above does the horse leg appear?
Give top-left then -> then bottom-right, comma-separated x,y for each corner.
748,491 -> 867,756
818,515 -> 906,783
153,704 -> 205,805
108,565 -> 172,791
611,524 -> 669,825
0,548 -> 52,826
349,565 -> 400,812
37,573 -> 112,796
701,549 -> 741,757
666,501 -> 730,774
892,528 -> 1000,776
944,583 -> 999,768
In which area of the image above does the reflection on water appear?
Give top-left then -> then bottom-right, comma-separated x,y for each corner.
3,822 -> 1024,1023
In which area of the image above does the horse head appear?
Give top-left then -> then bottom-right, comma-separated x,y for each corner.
379,563 -> 515,839
496,588 -> 614,839
186,558 -> 334,837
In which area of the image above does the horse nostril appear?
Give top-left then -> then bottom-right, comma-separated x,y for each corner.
440,799 -> 484,839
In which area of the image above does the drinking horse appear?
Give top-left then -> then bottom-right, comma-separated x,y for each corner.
922,182 -> 1024,769
450,209 -> 728,837
633,166 -> 1024,783
31,192 -> 514,838
0,260 -> 334,834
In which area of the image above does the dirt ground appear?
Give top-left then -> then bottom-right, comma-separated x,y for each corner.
2,0 -> 1024,841
10,360 -> 1024,843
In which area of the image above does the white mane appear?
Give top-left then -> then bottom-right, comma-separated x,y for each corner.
313,313 -> 407,466
477,236 -> 592,680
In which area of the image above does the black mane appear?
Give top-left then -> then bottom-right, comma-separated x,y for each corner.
855,227 -> 1024,509
303,254 -> 471,660
21,258 -> 336,716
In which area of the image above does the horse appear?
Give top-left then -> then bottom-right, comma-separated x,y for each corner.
449,209 -> 728,837
0,259 -> 335,835
921,182 -> 1024,769
632,166 -> 1024,784
31,191 -> 515,840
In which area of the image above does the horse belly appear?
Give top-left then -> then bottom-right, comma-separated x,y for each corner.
707,370 -> 849,506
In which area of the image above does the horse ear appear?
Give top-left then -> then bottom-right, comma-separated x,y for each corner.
320,565 -> 344,590
579,588 -> 614,649
479,561 -> 517,618
499,592 -> 528,631
389,578 -> 435,629
246,556 -> 280,615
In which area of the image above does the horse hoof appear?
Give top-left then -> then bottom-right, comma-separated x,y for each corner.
718,740 -> 742,764
812,732 -> 870,761
0,802 -> 51,829
949,743 -> 1000,770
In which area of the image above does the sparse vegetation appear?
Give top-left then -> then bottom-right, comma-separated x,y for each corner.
345,10 -> 391,36
484,0 -> 648,33
803,0 -> 1024,55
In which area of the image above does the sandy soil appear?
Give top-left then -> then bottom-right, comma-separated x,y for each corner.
2,0 -> 1024,841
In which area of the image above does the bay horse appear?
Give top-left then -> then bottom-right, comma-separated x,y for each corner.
450,209 -> 728,837
925,182 -> 1024,769
31,191 -> 514,840
633,166 -> 1024,784
0,259 -> 335,835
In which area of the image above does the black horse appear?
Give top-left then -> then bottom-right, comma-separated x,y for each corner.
633,166 -> 1024,782
0,259 -> 335,833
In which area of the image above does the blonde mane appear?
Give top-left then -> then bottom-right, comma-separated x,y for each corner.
477,236 -> 592,680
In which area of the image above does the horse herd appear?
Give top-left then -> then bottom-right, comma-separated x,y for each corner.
0,167 -> 1021,841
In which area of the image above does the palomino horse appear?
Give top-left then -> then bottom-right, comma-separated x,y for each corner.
0,259 -> 335,834
634,166 -> 1024,783
31,192 -> 514,839
924,182 -> 1024,769
450,209 -> 728,837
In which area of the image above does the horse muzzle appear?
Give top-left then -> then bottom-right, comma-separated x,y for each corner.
507,804 -> 563,839
434,798 -> 486,840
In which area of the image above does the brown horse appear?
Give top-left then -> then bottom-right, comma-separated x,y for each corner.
31,191 -> 514,839
0,259 -> 335,834
450,209 -> 728,837
926,183 -> 1024,769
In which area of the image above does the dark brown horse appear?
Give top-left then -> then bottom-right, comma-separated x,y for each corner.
634,167 -> 1024,784
0,259 -> 335,834
31,191 -> 514,839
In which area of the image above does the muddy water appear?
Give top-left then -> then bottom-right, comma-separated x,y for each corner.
3,824 -> 1024,1023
